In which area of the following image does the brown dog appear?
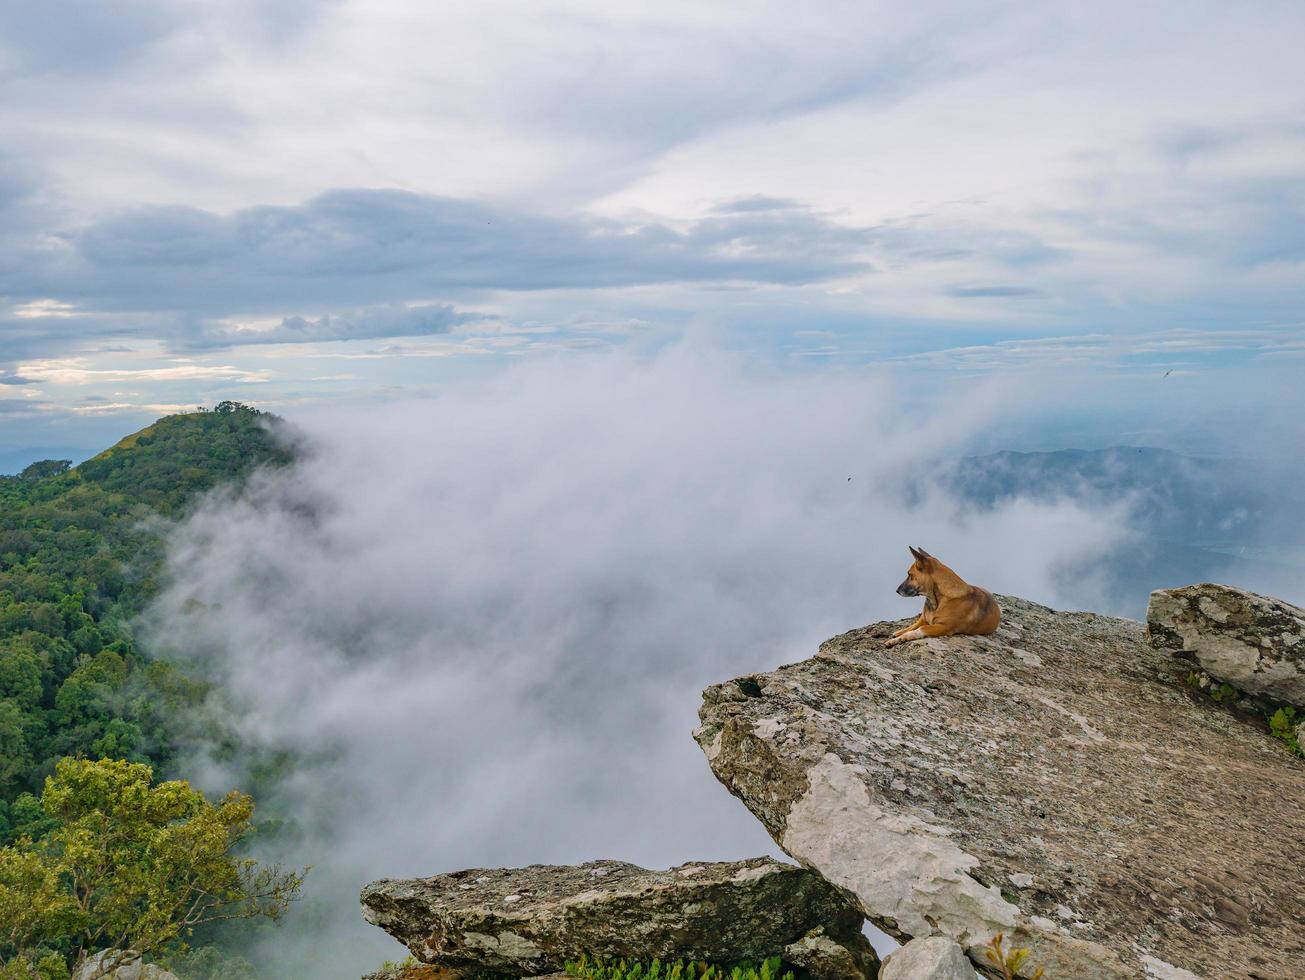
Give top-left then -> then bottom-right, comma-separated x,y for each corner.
884,546 -> 1000,647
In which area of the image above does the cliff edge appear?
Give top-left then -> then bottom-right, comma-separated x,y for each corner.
694,595 -> 1305,979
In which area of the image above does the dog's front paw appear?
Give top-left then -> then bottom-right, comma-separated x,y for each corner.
883,635 -> 901,648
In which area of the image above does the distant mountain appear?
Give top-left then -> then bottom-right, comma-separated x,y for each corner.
943,446 -> 1304,617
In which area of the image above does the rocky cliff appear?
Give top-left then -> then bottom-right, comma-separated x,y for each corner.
694,595 -> 1305,979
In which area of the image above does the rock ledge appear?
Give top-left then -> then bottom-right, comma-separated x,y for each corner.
695,595 -> 1305,979
361,858 -> 875,978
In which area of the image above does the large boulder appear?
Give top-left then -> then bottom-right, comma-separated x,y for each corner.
1146,583 -> 1305,706
361,858 -> 877,978
694,595 -> 1305,979
876,937 -> 973,980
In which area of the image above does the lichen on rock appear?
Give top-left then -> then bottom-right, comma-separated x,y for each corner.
1146,582 -> 1305,707
360,858 -> 876,978
781,925 -> 878,980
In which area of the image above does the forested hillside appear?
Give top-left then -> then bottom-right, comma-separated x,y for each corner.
0,403 -> 304,979
0,403 -> 291,839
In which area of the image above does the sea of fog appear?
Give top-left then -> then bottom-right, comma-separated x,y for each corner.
141,348 -> 1230,977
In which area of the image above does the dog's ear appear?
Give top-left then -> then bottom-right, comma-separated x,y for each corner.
908,545 -> 924,561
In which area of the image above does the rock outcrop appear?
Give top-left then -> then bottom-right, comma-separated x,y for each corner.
780,925 -> 879,980
876,937 -> 973,980
361,858 -> 877,979
73,952 -> 179,980
695,595 -> 1305,979
1147,583 -> 1305,706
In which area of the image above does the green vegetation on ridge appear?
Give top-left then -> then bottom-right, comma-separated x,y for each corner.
0,403 -> 300,977
0,402 -> 290,824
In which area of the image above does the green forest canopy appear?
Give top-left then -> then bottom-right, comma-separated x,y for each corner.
0,402 -> 291,839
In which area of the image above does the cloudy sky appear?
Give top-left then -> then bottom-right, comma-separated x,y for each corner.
2,0 -> 1303,456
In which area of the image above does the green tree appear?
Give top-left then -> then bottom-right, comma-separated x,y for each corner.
0,648 -> 42,708
0,758 -> 305,979
17,461 -> 71,482
0,702 -> 33,797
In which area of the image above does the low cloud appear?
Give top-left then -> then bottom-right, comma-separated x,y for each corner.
177,304 -> 483,350
710,196 -> 807,214
891,326 -> 1305,371
14,358 -> 267,385
142,347 -> 1129,976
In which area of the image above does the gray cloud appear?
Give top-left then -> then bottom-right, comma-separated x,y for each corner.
142,347 -> 1129,977
0,186 -> 883,375
0,306 -> 170,374
874,220 -> 1068,270
710,196 -> 808,214
1054,120 -> 1305,271
2,190 -> 876,317
945,284 -> 1041,298
0,0 -> 336,78
0,1 -> 179,76
177,304 -> 482,350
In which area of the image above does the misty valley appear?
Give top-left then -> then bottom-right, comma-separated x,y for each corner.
2,387 -> 1302,979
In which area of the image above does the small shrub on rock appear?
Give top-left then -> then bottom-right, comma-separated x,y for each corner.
984,933 -> 1045,980
1268,707 -> 1303,757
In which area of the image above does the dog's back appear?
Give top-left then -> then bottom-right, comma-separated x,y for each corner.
951,582 -> 1000,635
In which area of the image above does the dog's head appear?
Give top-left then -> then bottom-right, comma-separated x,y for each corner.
896,546 -> 934,597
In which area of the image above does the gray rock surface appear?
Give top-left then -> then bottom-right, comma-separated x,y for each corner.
877,937 -> 973,980
782,925 -> 880,980
74,952 -> 179,980
361,858 -> 876,977
695,595 -> 1305,979
1147,583 -> 1305,706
